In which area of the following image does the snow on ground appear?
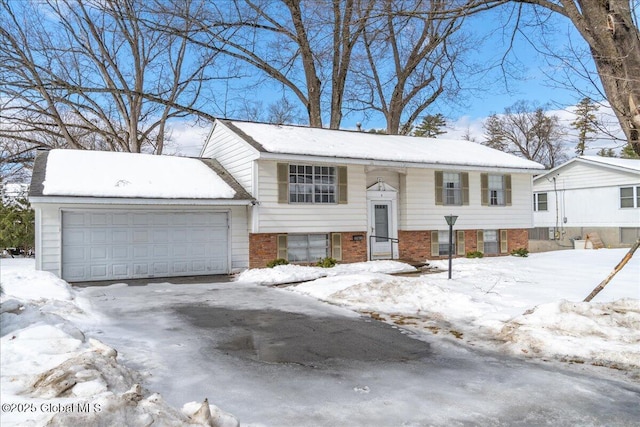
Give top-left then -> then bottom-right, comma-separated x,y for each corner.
1,249 -> 639,425
0,258 -> 238,427
245,250 -> 640,372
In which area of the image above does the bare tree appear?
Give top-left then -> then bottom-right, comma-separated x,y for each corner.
483,100 -> 567,168
495,0 -> 640,155
0,0 -> 216,155
349,0 -> 469,134
172,0 -> 375,129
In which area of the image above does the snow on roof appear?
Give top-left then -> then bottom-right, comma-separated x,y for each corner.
222,120 -> 545,171
579,155 -> 640,172
42,149 -> 236,199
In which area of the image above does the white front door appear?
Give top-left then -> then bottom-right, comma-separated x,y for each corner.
369,200 -> 393,259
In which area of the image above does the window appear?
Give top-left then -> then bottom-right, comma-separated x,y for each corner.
289,165 -> 336,203
620,228 -> 640,244
533,193 -> 548,211
483,230 -> 499,254
435,171 -> 468,206
438,230 -> 455,256
481,173 -> 511,206
279,163 -> 347,204
528,227 -> 551,241
620,186 -> 640,208
488,175 -> 505,206
287,234 -> 329,262
443,173 -> 462,205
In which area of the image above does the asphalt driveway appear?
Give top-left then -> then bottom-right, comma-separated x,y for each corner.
78,280 -> 640,426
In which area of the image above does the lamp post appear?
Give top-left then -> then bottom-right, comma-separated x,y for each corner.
444,214 -> 458,279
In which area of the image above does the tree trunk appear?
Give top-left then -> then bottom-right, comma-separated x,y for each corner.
583,238 -> 639,302
518,0 -> 640,155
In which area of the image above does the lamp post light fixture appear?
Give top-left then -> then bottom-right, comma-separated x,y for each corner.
444,214 -> 458,279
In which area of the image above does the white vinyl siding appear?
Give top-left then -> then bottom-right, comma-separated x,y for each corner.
401,169 -> 535,230
255,161 -> 367,233
533,161 -> 640,228
201,122 -> 259,194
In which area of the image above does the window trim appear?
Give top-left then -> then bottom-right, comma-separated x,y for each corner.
533,192 -> 548,211
278,163 -> 347,204
481,173 -> 511,206
435,171 -> 469,206
620,186 -> 640,209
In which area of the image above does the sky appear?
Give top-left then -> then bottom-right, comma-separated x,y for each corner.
166,7 -> 629,159
1,249 -> 639,425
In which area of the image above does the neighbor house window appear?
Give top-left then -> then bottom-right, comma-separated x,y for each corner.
533,193 -> 548,211
287,234 -> 329,262
620,186 -> 640,208
434,171 -> 469,206
620,227 -> 640,244
481,173 -> 511,206
278,163 -> 347,204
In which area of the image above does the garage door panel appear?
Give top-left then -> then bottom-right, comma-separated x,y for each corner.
90,246 -> 108,260
62,211 -> 228,281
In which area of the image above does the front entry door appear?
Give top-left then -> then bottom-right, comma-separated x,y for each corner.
370,200 -> 393,259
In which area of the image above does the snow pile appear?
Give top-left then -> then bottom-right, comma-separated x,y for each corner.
236,260 -> 417,285
287,250 -> 640,372
42,149 -> 236,199
500,299 -> 640,369
0,268 -> 239,426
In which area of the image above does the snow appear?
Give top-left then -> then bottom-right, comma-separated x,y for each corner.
2,249 -> 639,425
224,120 -> 545,170
42,149 -> 236,199
580,155 -> 640,172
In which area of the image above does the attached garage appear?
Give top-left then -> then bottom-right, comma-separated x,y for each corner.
29,150 -> 253,282
61,210 -> 229,281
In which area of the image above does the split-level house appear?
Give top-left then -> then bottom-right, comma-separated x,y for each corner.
202,119 -> 544,268
29,119 -> 544,282
530,155 -> 640,251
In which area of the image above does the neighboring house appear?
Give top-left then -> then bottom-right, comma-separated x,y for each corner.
530,156 -> 640,251
29,149 -> 253,282
1,182 -> 29,205
201,119 -> 544,268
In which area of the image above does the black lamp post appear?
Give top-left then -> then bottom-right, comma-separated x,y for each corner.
444,214 -> 458,279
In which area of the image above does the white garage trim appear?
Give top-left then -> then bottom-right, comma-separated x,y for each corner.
60,209 -> 231,282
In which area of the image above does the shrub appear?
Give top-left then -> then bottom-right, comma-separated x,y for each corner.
511,248 -> 529,257
266,258 -> 289,268
466,251 -> 484,258
316,257 -> 337,268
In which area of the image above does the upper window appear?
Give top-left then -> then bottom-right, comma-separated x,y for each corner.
278,163 -> 347,204
488,175 -> 505,206
443,172 -> 462,205
289,165 -> 336,204
620,186 -> 640,208
481,173 -> 511,206
533,193 -> 548,211
435,171 -> 468,206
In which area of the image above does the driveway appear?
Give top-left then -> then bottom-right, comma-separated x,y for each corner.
78,280 -> 640,426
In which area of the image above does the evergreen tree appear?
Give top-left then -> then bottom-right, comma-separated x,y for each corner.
0,197 -> 34,255
596,148 -> 616,157
413,114 -> 447,138
571,98 -> 599,156
621,143 -> 640,159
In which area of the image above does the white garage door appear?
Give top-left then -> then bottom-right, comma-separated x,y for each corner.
62,211 -> 229,281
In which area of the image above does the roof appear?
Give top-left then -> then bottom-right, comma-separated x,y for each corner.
29,149 -> 253,201
534,155 -> 640,182
217,119 -> 545,171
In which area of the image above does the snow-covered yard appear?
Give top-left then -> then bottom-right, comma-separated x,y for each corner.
1,248 -> 639,426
